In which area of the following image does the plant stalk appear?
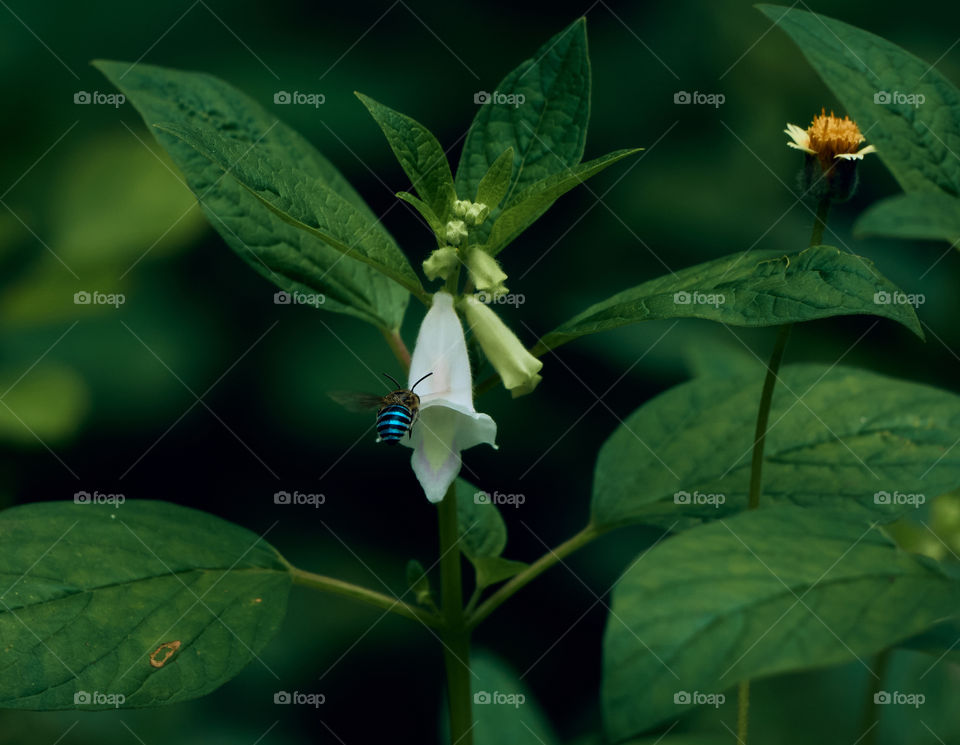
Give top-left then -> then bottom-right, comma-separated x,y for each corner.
380,327 -> 412,372
468,523 -> 603,629
438,482 -> 473,744
290,567 -> 440,627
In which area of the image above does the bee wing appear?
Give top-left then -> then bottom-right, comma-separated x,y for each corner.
328,391 -> 384,412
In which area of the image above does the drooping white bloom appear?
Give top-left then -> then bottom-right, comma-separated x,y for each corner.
402,292 -> 497,503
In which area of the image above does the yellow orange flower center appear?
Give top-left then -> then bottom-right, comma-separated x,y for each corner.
807,109 -> 866,163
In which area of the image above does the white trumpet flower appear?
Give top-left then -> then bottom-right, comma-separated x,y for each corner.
402,292 -> 497,503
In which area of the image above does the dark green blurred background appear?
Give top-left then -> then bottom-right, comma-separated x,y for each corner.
2,1 -> 958,743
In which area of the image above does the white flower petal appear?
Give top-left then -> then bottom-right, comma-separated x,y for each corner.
408,292 -> 473,410
402,291 -> 498,502
786,142 -> 816,154
784,123 -> 812,152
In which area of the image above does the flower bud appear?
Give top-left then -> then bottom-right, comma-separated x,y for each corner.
444,219 -> 468,246
465,247 -> 508,296
461,295 -> 543,397
464,202 -> 489,225
422,246 -> 460,282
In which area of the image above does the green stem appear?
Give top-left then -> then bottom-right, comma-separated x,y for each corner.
737,195 -> 829,743
861,650 -> 891,745
290,567 -> 440,627
747,323 -> 792,510
737,680 -> 750,743
467,524 -> 603,630
737,324 -> 792,744
809,196 -> 831,246
380,327 -> 411,372
438,483 -> 473,745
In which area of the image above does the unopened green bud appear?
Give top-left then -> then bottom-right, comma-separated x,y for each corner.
445,220 -> 468,246
422,246 -> 459,282
464,202 -> 489,225
461,295 -> 542,397
465,247 -> 508,296
452,199 -> 472,217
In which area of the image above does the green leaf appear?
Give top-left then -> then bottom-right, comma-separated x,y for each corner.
405,559 -> 434,607
397,190 -> 445,239
455,480 -> 527,589
455,18 -> 591,243
484,148 -> 641,256
356,93 -> 456,222
472,557 -> 527,590
475,147 -> 515,209
898,618 -> 960,662
468,651 -> 559,745
0,500 -> 290,709
603,505 -> 960,739
536,245 -> 923,355
757,5 -> 960,196
94,60 -> 409,330
155,121 -> 427,303
456,478 -> 508,560
855,191 -> 960,242
592,364 -> 960,530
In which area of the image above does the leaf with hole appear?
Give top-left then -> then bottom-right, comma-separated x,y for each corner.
0,500 -> 291,709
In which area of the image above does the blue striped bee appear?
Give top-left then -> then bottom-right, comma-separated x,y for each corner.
331,372 -> 433,444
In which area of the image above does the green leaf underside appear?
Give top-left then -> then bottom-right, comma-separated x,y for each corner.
484,148 -> 640,256
537,245 -> 923,355
592,364 -> 960,530
155,122 -> 426,301
456,478 -> 507,560
603,505 -> 960,739
455,480 -> 527,588
0,500 -> 290,709
757,5 -> 960,196
468,652 -> 559,745
94,60 -> 409,329
455,18 -> 591,245
356,93 -> 456,223
855,191 -> 960,241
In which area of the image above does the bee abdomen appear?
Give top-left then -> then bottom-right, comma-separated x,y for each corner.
377,404 -> 413,443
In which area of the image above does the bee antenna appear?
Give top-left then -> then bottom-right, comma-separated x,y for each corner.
410,371 -> 434,393
382,372 -> 402,390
